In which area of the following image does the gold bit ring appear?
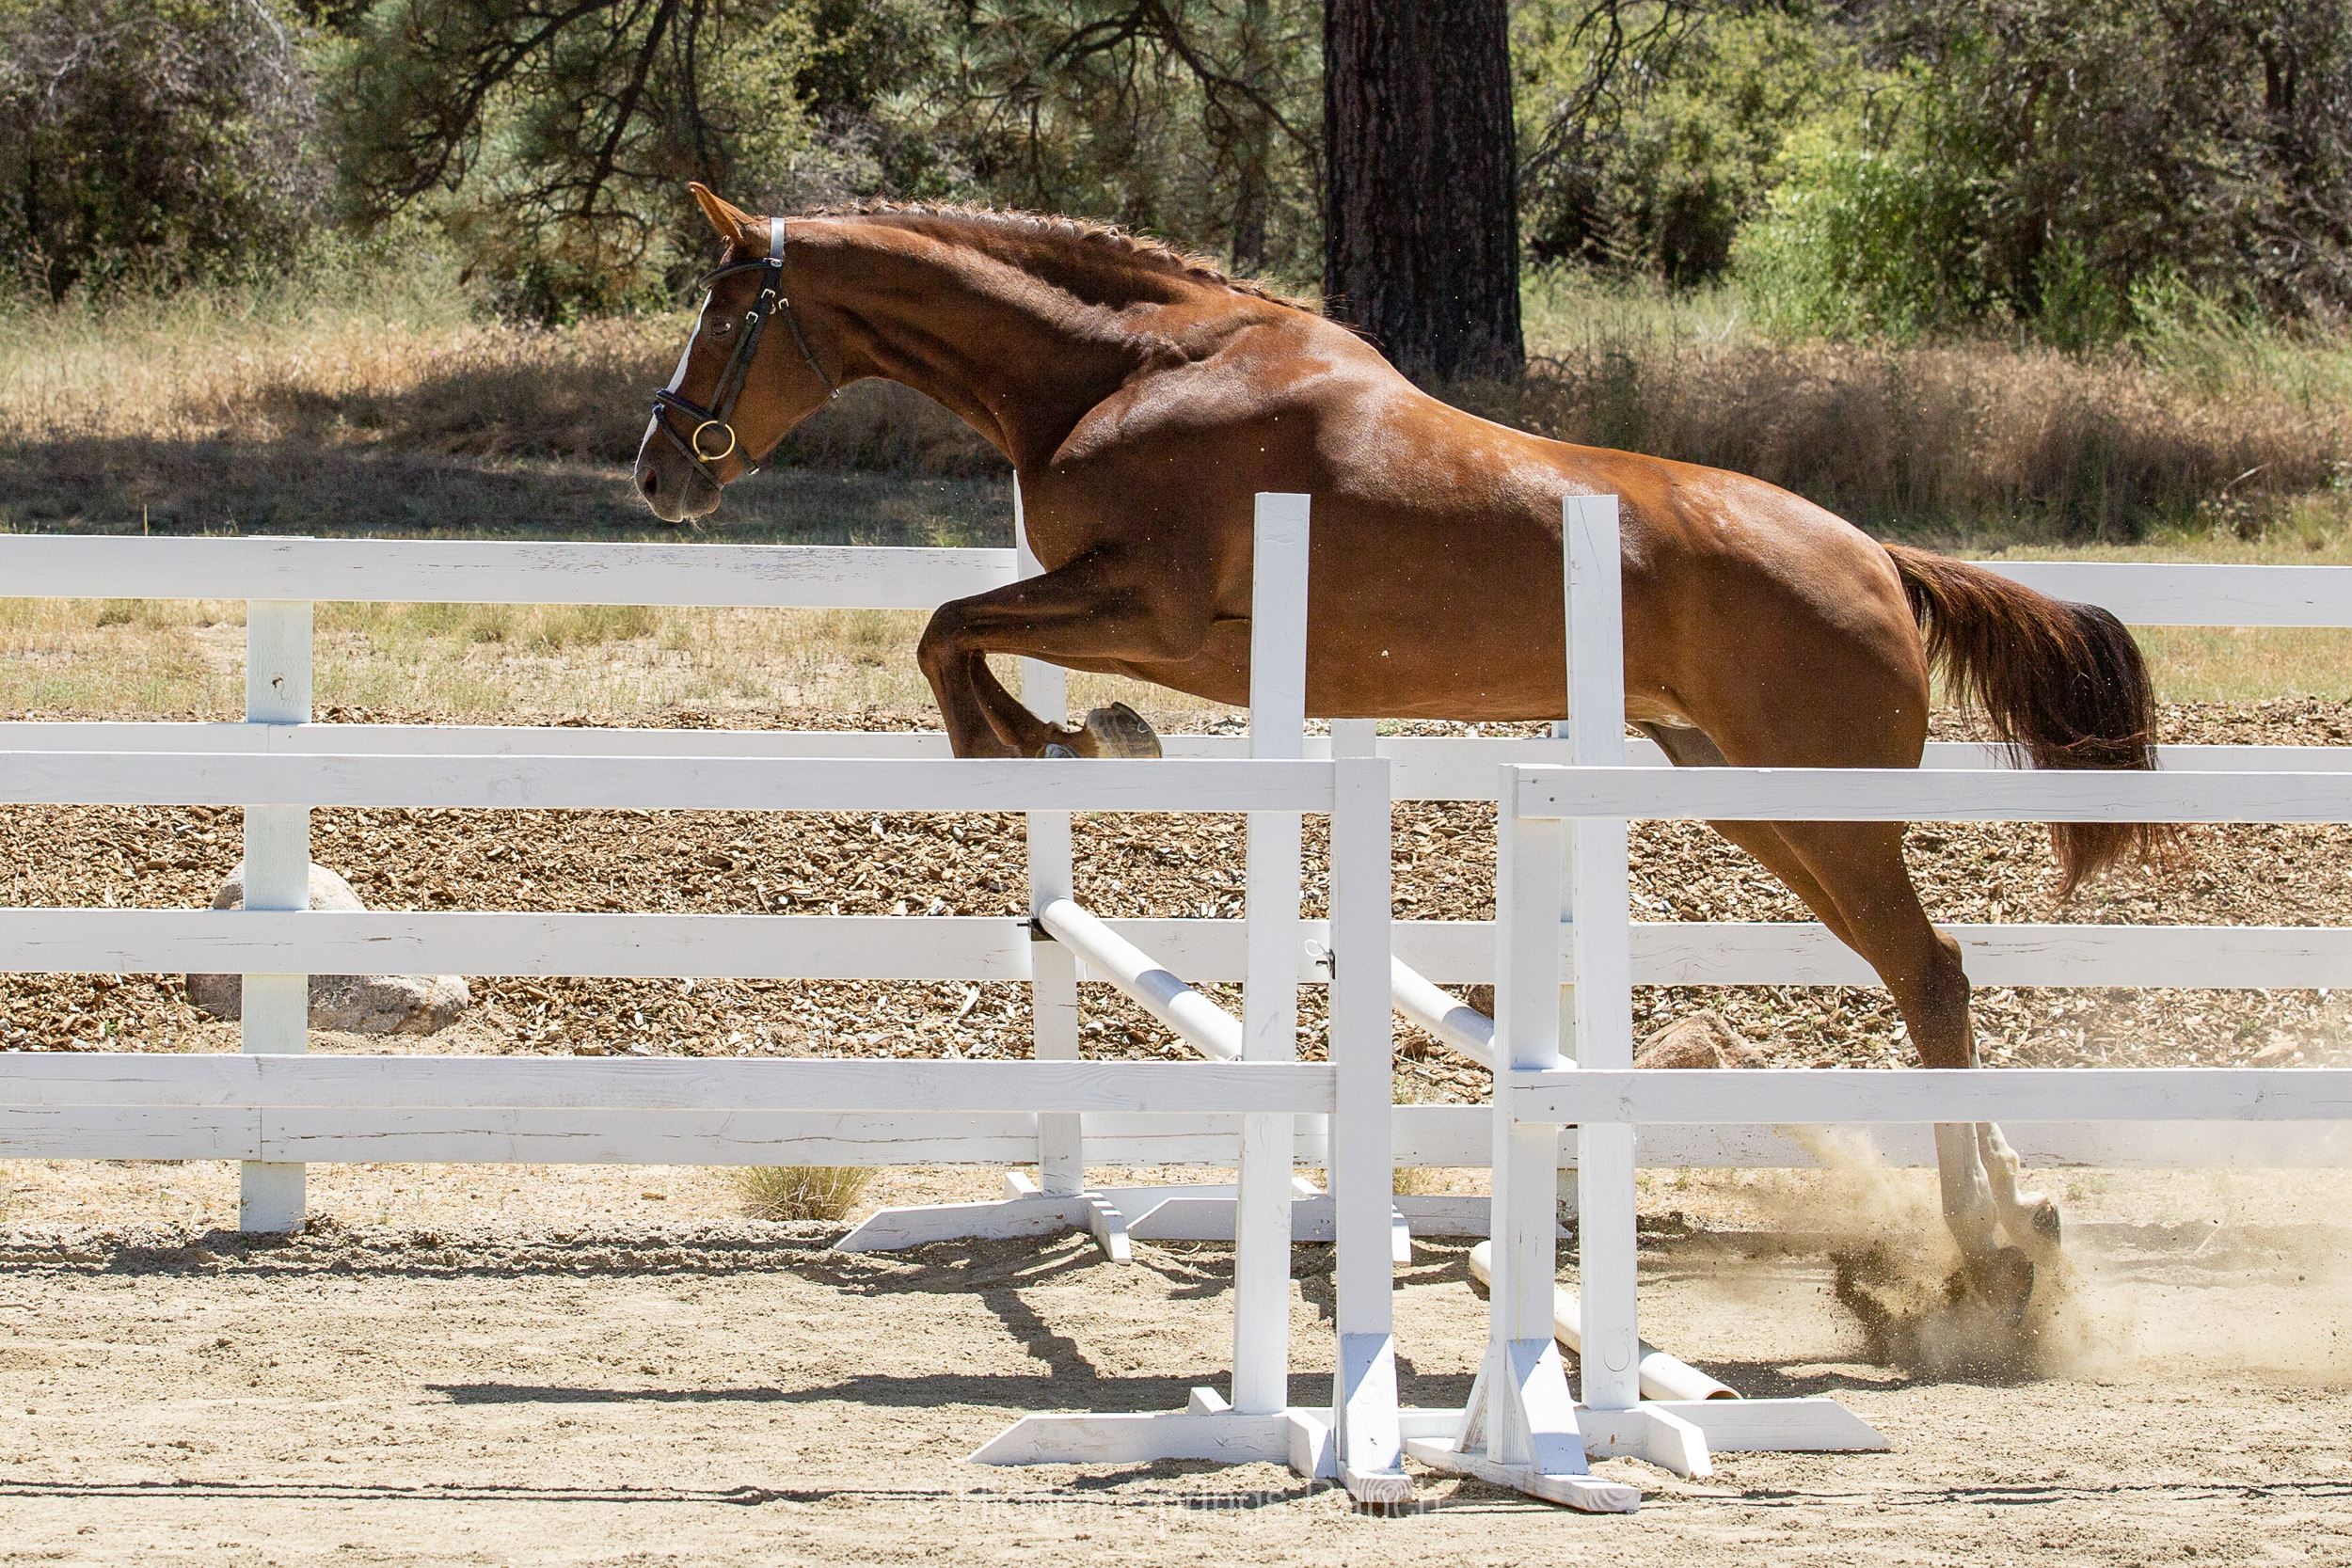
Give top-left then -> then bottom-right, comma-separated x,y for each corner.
691,420 -> 739,462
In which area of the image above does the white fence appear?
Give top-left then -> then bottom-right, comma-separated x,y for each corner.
4,517 -> 2350,1511
0,507 -> 1416,1501
2,534 -> 2350,1190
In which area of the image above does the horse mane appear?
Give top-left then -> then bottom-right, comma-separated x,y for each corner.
804,200 -> 1322,313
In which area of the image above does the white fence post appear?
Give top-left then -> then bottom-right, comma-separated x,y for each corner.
1232,494 -> 1310,1415
1563,494 -> 1638,1411
1015,477 -> 1085,1198
1328,746 -> 1406,1497
239,597 -> 312,1233
1491,781 -> 1576,1451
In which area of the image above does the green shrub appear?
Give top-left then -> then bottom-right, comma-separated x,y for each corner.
0,0 -> 322,300
1731,133 -> 1988,340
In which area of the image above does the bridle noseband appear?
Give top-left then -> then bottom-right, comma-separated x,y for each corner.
651,216 -> 837,485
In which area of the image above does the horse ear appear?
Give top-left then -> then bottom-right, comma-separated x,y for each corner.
688,182 -> 763,248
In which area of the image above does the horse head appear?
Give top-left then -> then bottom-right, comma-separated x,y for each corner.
634,184 -> 841,522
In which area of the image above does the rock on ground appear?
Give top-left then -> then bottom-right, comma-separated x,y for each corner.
1633,1009 -> 1766,1069
1454,991 -> 1762,1069
183,863 -> 469,1034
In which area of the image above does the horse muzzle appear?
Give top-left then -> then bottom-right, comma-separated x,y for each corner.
633,436 -> 723,523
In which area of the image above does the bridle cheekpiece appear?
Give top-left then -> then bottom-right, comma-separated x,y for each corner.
650,216 -> 837,484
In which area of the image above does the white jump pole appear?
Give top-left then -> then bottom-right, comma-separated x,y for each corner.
238,596 -> 312,1233
1390,956 -> 1495,1067
1015,477 -> 1086,1202
1232,493 -> 1310,1416
1034,899 -> 1242,1059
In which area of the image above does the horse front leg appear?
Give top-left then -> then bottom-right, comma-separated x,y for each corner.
915,546 -> 1214,758
961,657 -> 1161,758
919,646 -> 1020,758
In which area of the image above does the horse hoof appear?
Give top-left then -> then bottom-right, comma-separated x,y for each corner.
2019,1196 -> 2062,1256
1082,702 -> 1161,758
1041,742 -> 1079,759
1956,1246 -> 2038,1323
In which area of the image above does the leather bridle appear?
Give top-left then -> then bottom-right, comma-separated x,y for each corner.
650,216 -> 837,485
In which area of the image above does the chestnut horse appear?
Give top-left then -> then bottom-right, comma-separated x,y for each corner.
635,184 -> 2163,1297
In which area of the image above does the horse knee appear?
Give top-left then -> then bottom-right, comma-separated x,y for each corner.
915,605 -> 969,683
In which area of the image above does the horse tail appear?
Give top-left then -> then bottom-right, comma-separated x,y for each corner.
1883,542 -> 2166,897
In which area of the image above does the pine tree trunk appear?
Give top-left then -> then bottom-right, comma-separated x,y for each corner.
1229,0 -> 1273,276
1323,0 -> 1523,382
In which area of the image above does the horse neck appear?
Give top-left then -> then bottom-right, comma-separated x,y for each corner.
799,220 -> 1184,470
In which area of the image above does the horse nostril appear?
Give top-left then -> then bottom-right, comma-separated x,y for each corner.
639,469 -> 659,498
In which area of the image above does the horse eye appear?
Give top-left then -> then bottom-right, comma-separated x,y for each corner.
711,320 -> 736,339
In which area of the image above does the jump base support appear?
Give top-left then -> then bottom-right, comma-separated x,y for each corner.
1403,1396 -> 1886,1511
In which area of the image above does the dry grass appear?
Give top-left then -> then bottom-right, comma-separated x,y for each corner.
0,595 -> 1232,724
2123,627 -> 2352,705
0,284 -> 997,473
3,263 -> 2349,711
8,267 -> 2350,548
1470,344 -> 2349,545
0,265 -> 1001,544
1490,272 -> 2352,543
734,1164 -> 874,1222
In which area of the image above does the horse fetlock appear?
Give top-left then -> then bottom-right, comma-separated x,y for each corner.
1977,1121 -> 2063,1264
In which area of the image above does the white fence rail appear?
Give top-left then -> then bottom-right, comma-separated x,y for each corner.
5,534 -> 2345,621
1974,561 -> 2352,626
0,752 -> 1332,813
0,537 -> 1019,608
6,718 -> 2350,785
0,1053 -> 1337,1115
1517,764 -> 2352,822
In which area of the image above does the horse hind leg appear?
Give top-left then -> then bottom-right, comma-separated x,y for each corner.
1933,1121 -> 2002,1264
1772,821 -> 2031,1281
1639,723 -> 2020,1270
1640,725 -> 2028,1288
